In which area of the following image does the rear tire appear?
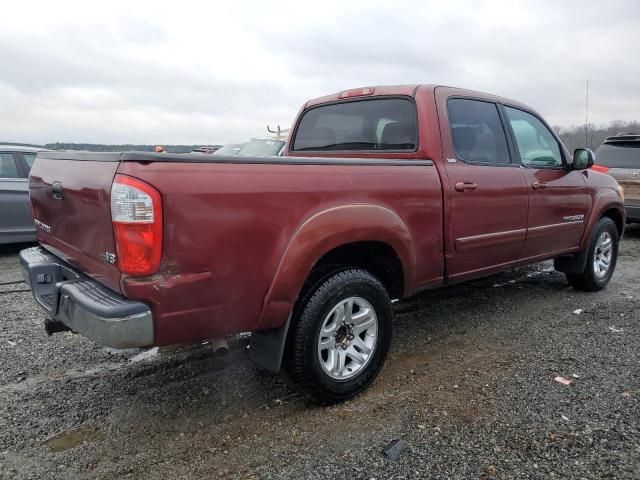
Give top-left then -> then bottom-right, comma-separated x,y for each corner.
285,269 -> 392,404
566,217 -> 618,291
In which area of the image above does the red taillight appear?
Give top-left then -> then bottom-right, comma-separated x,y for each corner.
110,174 -> 162,276
590,164 -> 610,173
338,87 -> 375,99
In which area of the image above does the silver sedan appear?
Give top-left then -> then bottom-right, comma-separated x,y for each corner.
0,145 -> 48,244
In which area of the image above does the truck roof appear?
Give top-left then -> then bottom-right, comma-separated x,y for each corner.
304,85 -> 425,108
303,84 -> 532,113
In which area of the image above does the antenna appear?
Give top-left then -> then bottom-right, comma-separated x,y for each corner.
585,80 -> 589,148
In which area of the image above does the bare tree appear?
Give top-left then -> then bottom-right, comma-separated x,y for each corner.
556,120 -> 640,153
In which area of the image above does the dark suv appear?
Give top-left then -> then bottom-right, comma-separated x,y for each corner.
595,133 -> 640,223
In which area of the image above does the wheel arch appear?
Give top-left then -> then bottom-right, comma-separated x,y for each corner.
600,206 -> 625,237
256,204 -> 415,332
557,199 -> 624,276
581,193 -> 625,250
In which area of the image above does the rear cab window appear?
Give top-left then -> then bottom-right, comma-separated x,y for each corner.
292,98 -> 417,152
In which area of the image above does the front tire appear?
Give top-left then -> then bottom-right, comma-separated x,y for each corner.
566,217 -> 619,291
285,269 -> 392,403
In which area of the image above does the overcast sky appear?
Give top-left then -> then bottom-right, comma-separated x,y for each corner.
2,0 -> 639,145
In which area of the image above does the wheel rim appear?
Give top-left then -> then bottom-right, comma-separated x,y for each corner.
317,296 -> 378,381
593,231 -> 613,279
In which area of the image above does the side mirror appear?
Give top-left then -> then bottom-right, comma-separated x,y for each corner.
572,148 -> 595,170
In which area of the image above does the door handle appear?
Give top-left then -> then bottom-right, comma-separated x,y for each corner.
532,181 -> 548,190
455,181 -> 478,192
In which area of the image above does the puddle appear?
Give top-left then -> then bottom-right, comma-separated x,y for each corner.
46,425 -> 102,452
0,362 -> 126,393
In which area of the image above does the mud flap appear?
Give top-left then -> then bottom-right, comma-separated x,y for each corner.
249,314 -> 291,373
554,249 -> 588,274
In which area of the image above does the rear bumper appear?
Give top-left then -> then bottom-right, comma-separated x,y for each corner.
625,204 -> 640,222
0,230 -> 36,245
20,246 -> 154,348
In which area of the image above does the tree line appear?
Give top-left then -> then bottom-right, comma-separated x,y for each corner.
3,120 -> 639,154
0,142 -> 220,153
552,120 -> 640,153
42,143 -> 222,154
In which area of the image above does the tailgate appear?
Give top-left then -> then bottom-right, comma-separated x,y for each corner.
29,152 -> 122,292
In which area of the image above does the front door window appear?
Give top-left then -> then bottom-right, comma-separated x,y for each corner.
504,107 -> 563,168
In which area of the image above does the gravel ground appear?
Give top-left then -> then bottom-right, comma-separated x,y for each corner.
1,226 -> 639,479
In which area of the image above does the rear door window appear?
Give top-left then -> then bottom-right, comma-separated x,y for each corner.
595,143 -> 640,168
0,153 -> 20,178
292,98 -> 417,151
447,98 -> 511,165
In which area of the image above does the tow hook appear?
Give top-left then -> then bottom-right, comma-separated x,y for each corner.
44,318 -> 71,335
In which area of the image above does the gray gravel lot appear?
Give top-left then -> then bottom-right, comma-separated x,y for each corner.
1,227 -> 639,479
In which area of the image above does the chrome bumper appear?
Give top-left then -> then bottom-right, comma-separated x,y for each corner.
19,246 -> 154,349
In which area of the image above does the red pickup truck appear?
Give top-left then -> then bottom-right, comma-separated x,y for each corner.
21,85 -> 625,402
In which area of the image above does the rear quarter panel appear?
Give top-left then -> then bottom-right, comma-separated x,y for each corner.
117,161 -> 443,345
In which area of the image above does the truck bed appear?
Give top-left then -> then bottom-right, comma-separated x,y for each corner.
29,150 -> 443,345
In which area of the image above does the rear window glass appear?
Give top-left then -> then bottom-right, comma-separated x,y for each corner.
595,143 -> 640,168
0,153 -> 19,178
214,144 -> 243,156
292,98 -> 417,151
237,139 -> 285,157
23,152 -> 37,170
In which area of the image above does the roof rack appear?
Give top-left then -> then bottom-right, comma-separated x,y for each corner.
604,133 -> 640,143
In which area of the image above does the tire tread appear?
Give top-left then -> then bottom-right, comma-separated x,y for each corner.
566,217 -> 618,292
285,269 -> 392,404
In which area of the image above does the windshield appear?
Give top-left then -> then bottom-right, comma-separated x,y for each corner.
214,143 -> 244,156
292,98 -> 417,151
595,143 -> 640,168
237,139 -> 285,156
